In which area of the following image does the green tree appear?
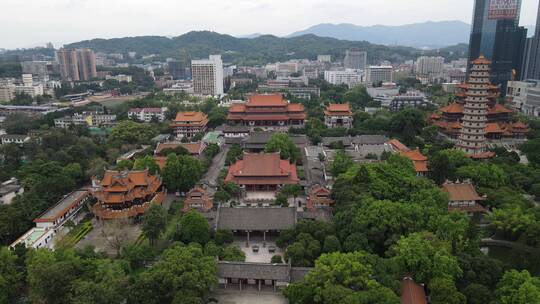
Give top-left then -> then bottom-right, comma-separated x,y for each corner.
428,277 -> 466,304
456,163 -> 507,189
225,144 -> 243,165
323,235 -> 342,253
214,229 -> 233,245
142,204 -> 167,245
284,251 -> 399,304
220,245 -> 246,262
0,247 -> 23,303
271,255 -> 283,263
494,270 -> 540,304
521,139 -> 540,167
462,283 -> 493,304
175,211 -> 211,245
389,232 -> 462,284
330,150 -> 354,177
70,259 -> 128,304
428,149 -> 471,185
281,184 -> 302,205
265,133 -> 301,163
108,120 -> 157,147
116,159 -> 134,171
162,154 -> 203,192
389,107 -> 425,145
127,244 -> 217,304
133,155 -> 161,175
4,113 -> 37,134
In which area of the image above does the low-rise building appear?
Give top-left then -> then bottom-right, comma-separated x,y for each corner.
10,190 -> 89,249
0,134 -> 31,145
54,112 -> 117,128
377,92 -> 430,111
105,74 -> 133,83
128,107 -> 168,122
324,103 -> 353,129
91,170 -> 165,220
442,181 -> 487,214
183,186 -> 213,212
225,153 -> 299,195
0,178 -> 24,205
306,185 -> 333,209
219,125 -> 250,139
171,112 -> 208,139
227,94 -> 306,130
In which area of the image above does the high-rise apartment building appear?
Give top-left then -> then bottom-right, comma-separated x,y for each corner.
415,56 -> 445,75
191,55 -> 224,96
344,49 -> 367,70
468,0 -> 527,89
168,60 -> 190,80
56,49 -> 97,81
522,2 -> 540,80
76,49 -> 97,81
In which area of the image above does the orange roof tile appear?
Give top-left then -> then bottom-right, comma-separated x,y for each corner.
225,153 -> 299,185
413,161 -> 429,173
247,94 -> 287,106
173,111 -> 207,122
401,277 -> 427,304
387,139 -> 410,152
512,121 -> 528,129
288,103 -> 306,112
486,123 -> 503,133
472,55 -> 491,65
488,103 -> 513,115
325,103 -> 352,115
400,150 -> 427,162
440,103 -> 463,114
442,182 -> 485,201
155,142 -> 206,156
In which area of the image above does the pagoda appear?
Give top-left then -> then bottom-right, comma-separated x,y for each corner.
429,57 -> 528,141
91,169 -> 165,220
456,56 -> 492,157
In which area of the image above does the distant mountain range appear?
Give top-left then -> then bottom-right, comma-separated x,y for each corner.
60,31 -> 468,66
287,21 -> 472,48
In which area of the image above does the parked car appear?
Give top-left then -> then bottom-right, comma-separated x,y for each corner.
268,246 -> 276,253
252,245 -> 260,253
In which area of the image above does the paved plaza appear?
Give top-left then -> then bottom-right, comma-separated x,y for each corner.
234,236 -> 284,263
213,287 -> 288,304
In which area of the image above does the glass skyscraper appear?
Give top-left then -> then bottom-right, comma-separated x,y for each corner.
468,0 -> 527,90
522,2 -> 540,80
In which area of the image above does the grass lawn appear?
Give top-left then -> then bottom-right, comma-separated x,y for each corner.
56,220 -> 93,248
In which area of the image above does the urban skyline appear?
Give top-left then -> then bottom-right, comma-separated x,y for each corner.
1,0 -> 539,49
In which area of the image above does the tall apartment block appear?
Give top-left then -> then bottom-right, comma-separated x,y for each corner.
56,49 -> 97,81
522,1 -> 540,80
191,55 -> 224,96
344,48 -> 367,70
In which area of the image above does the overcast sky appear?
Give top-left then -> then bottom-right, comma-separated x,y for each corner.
1,0 -> 539,49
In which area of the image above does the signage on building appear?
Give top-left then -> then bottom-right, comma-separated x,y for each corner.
488,0 -> 519,20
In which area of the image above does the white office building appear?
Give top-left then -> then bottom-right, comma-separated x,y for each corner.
507,80 -> 540,117
317,55 -> 332,63
366,66 -> 393,84
324,70 -> 361,87
191,55 -> 224,96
